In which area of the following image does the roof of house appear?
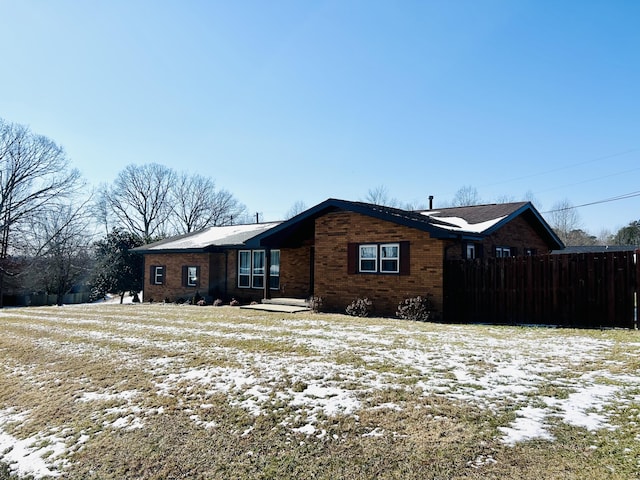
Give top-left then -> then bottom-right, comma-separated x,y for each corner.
248,198 -> 564,249
131,222 -> 281,253
420,202 -> 528,229
132,198 -> 564,253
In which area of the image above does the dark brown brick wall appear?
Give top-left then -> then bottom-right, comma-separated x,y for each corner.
313,211 -> 445,316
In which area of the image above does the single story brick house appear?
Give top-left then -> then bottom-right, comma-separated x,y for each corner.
132,198 -> 564,316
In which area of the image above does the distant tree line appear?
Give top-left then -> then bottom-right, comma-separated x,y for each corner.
0,117 -> 247,306
1,116 -> 639,308
365,184 -> 640,248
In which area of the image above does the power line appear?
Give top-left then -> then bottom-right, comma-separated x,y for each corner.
484,149 -> 638,188
542,190 -> 640,214
533,165 -> 640,195
435,149 -> 638,200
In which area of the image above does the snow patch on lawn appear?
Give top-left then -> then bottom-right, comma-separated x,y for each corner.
499,406 -> 555,445
0,408 -> 68,478
2,305 -> 640,478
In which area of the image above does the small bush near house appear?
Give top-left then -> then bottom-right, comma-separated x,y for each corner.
345,297 -> 373,317
192,291 -> 203,305
308,296 -> 323,313
229,298 -> 240,307
213,299 -> 223,307
396,295 -> 435,322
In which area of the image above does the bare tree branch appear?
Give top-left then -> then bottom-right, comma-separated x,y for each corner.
103,163 -> 176,240
451,185 -> 482,207
0,119 -> 82,261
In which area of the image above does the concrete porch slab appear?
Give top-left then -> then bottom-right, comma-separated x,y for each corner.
239,303 -> 310,313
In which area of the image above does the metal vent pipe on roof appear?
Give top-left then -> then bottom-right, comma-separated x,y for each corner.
428,195 -> 434,210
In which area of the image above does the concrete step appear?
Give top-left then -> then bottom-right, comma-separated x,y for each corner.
240,303 -> 310,313
261,297 -> 309,307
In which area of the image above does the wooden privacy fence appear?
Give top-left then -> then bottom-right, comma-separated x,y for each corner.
444,251 -> 639,329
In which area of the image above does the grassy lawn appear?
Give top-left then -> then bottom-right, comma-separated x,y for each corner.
0,303 -> 639,479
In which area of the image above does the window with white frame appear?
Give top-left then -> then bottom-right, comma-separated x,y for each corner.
496,246 -> 511,258
252,250 -> 265,288
359,245 -> 378,272
238,251 -> 251,287
380,244 -> 399,273
238,249 -> 280,289
187,266 -> 198,287
358,243 -> 400,273
466,244 -> 476,259
349,242 -> 408,275
270,250 -> 280,289
152,266 -> 165,285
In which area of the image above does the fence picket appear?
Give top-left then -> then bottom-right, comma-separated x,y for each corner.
444,251 -> 638,329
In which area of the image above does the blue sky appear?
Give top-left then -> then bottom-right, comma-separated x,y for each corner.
1,0 -> 638,234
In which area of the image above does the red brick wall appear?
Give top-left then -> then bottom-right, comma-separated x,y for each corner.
223,246 -> 313,302
445,216 -> 554,260
144,252 -> 212,303
313,211 -> 444,316
144,247 -> 314,304
483,216 -> 553,255
279,245 -> 312,298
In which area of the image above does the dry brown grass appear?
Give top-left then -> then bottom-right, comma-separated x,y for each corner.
0,304 -> 639,479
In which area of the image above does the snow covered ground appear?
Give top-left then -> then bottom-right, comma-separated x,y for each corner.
1,304 -> 639,478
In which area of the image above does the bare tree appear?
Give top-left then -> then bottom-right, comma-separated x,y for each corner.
596,228 -> 614,246
22,202 -> 93,305
451,185 -> 482,207
0,118 -> 83,304
365,185 -> 403,207
91,185 -> 113,235
170,172 -> 247,232
208,188 -> 247,226
170,172 -> 218,234
284,200 -> 307,219
102,163 -> 176,241
546,199 -> 583,246
522,190 -> 542,210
